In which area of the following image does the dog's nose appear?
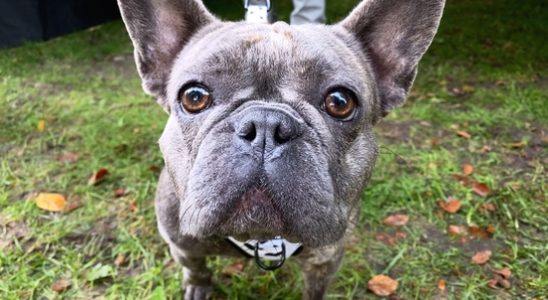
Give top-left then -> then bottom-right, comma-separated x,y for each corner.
235,108 -> 301,154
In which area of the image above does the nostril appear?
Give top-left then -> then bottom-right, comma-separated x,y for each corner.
242,122 -> 257,142
274,124 -> 291,144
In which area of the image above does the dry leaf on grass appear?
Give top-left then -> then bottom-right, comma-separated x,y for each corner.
480,203 -> 496,212
56,152 -> 79,163
471,250 -> 492,265
383,214 -> 409,227
88,168 -> 109,185
437,279 -> 446,290
456,130 -> 471,139
113,188 -> 126,198
494,268 -> 511,279
448,224 -> 466,236
37,120 -> 46,132
368,275 -> 398,296
222,261 -> 245,276
36,193 -> 66,212
51,279 -> 71,293
114,255 -> 127,267
439,197 -> 461,214
472,182 -> 491,197
463,163 -> 474,176
468,225 -> 493,239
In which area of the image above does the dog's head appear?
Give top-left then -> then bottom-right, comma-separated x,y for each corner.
118,0 -> 444,247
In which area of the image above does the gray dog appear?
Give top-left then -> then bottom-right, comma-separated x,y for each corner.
117,0 -> 445,298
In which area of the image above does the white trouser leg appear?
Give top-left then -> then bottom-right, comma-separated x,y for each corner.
290,0 -> 326,25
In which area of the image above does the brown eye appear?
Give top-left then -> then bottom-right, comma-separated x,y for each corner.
324,89 -> 357,119
179,85 -> 212,113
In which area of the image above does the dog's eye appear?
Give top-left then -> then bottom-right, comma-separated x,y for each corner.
323,89 -> 357,120
179,85 -> 212,113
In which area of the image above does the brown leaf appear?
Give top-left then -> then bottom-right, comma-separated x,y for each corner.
439,197 -> 461,214
51,279 -> 71,293
485,224 -> 496,235
452,174 -> 473,186
472,182 -> 491,197
494,268 -> 511,279
487,278 -> 499,289
35,193 -> 66,212
480,203 -> 496,212
128,200 -> 138,212
383,214 -> 409,227
149,165 -> 161,173
499,279 -> 511,289
64,200 -> 83,213
114,255 -> 127,267
471,250 -> 492,265
113,188 -> 126,198
222,261 -> 245,276
56,152 -> 79,163
508,142 -> 525,149
448,224 -> 466,236
431,138 -> 441,147
368,275 -> 398,297
463,164 -> 474,176
88,168 -> 109,186
456,130 -> 471,139
437,279 -> 446,291
481,145 -> 492,153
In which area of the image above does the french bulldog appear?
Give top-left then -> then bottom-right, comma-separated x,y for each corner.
117,0 -> 445,298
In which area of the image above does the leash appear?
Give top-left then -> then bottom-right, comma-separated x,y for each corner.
244,0 -> 274,24
227,236 -> 303,271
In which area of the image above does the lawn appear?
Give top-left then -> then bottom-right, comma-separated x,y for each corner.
0,0 -> 546,299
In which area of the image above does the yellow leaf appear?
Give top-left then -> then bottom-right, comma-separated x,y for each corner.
36,193 -> 66,212
37,120 -> 46,132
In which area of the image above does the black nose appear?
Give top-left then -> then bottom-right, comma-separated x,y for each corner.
235,108 -> 302,155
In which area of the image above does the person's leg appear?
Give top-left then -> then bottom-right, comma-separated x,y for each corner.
291,0 -> 325,25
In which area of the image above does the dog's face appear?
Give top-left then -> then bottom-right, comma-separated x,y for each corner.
118,0 -> 444,247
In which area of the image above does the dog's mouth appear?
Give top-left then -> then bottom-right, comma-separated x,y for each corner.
219,187 -> 288,240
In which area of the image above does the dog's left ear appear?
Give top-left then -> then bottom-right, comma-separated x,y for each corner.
340,0 -> 445,116
118,0 -> 217,111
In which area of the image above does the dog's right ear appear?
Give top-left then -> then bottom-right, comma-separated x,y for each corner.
118,0 -> 217,111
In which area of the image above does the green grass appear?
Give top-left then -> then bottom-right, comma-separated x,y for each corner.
1,0 -> 546,299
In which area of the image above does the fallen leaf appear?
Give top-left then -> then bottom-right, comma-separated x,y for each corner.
51,279 -> 71,293
481,145 -> 492,153
468,225 -> 492,239
149,165 -> 161,173
437,279 -> 446,290
480,203 -> 496,212
37,120 -> 46,132
57,152 -> 79,163
439,197 -> 461,214
461,84 -> 475,93
383,214 -> 410,227
88,168 -> 109,186
472,182 -> 491,197
499,279 -> 511,289
431,138 -> 441,147
471,250 -> 492,265
394,231 -> 407,240
35,193 -> 66,212
508,142 -> 525,149
222,261 -> 245,276
486,224 -> 496,235
456,130 -> 471,139
463,164 -> 474,176
494,268 -> 511,279
128,200 -> 138,212
448,224 -> 466,236
487,278 -> 499,289
368,275 -> 398,297
113,188 -> 126,198
64,200 -> 83,213
114,255 -> 127,267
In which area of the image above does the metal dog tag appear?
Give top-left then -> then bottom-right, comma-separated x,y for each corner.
244,0 -> 272,24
